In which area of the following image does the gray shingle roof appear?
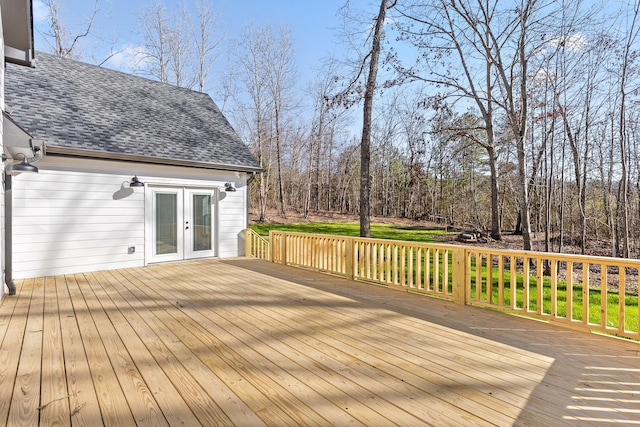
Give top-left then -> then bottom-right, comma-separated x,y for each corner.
4,52 -> 260,171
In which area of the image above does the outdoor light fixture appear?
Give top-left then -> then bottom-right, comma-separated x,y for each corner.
130,175 -> 145,187
11,154 -> 38,173
224,182 -> 236,192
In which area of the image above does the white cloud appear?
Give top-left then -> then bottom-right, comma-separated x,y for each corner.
102,44 -> 147,73
532,67 -> 557,85
547,33 -> 588,53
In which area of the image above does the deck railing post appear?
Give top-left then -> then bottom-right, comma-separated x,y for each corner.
451,248 -> 467,305
244,229 -> 251,257
345,237 -> 354,280
280,232 -> 287,265
269,230 -> 277,263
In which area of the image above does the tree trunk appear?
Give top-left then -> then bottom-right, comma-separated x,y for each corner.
487,145 -> 501,240
516,129 -> 533,249
274,106 -> 286,216
514,212 -> 522,235
359,0 -> 393,237
516,4 -> 533,251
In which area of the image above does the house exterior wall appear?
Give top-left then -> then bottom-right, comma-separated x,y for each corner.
1,6 -> 6,299
11,156 -> 249,279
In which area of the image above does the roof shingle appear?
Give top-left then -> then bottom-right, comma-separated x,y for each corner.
5,52 -> 260,171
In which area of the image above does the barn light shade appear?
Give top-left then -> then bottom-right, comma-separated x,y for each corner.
224,182 -> 236,192
11,154 -> 38,173
130,175 -> 145,187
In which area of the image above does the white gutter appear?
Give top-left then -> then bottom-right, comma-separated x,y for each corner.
3,111 -> 43,160
46,145 -> 263,173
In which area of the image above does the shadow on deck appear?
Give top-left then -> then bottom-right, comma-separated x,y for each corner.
1,258 -> 638,426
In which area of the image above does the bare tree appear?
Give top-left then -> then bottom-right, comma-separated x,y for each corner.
265,26 -> 297,217
136,1 -> 222,92
306,81 -> 328,217
353,0 -> 395,237
394,0 -> 505,240
38,0 -> 99,58
229,25 -> 272,221
616,0 -> 640,258
505,0 -> 537,251
556,31 -> 609,254
395,91 -> 428,219
138,1 -> 171,83
395,0 -> 564,249
305,61 -> 353,216
191,0 -> 221,93
335,0 -> 396,237
167,4 -> 194,88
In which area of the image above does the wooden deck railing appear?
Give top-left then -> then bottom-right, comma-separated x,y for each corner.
244,228 -> 271,260
245,230 -> 640,340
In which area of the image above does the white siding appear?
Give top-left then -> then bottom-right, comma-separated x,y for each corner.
1,20 -> 5,299
12,169 -> 145,278
11,157 -> 250,278
218,178 -> 248,257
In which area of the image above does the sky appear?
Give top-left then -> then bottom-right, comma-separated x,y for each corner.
31,0 -> 373,105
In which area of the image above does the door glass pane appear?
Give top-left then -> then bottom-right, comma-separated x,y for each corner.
192,194 -> 212,251
156,193 -> 178,255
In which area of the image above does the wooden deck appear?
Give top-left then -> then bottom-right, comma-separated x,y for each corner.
1,259 -> 639,426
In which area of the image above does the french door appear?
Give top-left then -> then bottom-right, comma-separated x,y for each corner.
148,188 -> 216,263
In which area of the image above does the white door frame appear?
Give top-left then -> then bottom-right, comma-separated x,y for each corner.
184,188 -> 217,260
145,185 -> 219,264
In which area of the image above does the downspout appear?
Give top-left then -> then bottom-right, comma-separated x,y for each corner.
4,171 -> 15,295
3,147 -> 41,296
244,172 -> 258,255
0,5 -> 6,297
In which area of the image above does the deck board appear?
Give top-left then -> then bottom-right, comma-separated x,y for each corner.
165,262 -> 487,426
0,279 -> 31,424
92,269 -> 238,427
1,258 -> 639,426
173,262 -> 547,425
9,277 -> 44,427
133,264 -> 311,426
139,265 -> 337,426
65,273 -> 136,427
55,275 -> 103,427
160,265 -> 418,426
39,276 -> 69,427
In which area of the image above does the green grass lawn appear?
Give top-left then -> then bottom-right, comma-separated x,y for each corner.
469,265 -> 639,333
249,222 -> 452,243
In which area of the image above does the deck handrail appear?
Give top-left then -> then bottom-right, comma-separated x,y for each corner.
245,230 -> 640,340
244,228 -> 271,261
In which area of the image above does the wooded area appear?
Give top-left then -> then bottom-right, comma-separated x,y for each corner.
230,0 -> 640,258
37,0 -> 640,257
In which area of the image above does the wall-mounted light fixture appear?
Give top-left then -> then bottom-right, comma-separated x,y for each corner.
130,175 -> 145,187
10,153 -> 38,173
224,182 -> 236,192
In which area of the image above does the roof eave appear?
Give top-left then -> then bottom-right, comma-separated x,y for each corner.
45,146 -> 263,173
1,0 -> 35,67
2,110 -> 42,159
